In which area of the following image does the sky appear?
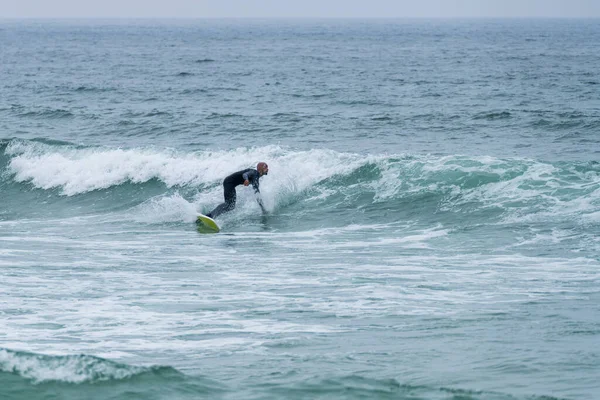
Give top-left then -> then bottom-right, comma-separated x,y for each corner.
2,0 -> 600,19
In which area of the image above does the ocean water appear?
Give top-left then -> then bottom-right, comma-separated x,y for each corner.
1,18 -> 599,400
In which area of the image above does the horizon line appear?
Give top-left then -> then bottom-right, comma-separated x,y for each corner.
2,16 -> 600,20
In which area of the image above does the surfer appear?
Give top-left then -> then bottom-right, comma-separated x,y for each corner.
205,162 -> 269,219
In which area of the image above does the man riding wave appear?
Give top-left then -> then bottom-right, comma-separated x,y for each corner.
205,162 -> 269,219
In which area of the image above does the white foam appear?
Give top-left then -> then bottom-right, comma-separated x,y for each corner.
131,193 -> 199,223
0,348 -> 144,383
5,141 -> 373,198
587,210 -> 600,223
426,156 -> 600,226
7,144 -> 220,195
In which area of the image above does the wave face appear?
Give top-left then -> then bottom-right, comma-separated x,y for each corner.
2,138 -> 598,227
0,349 -> 222,400
0,348 -> 170,384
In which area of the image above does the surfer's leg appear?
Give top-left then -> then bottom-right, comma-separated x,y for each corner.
223,184 -> 237,212
207,184 -> 236,219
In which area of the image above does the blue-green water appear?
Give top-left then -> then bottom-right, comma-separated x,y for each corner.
1,19 -> 599,400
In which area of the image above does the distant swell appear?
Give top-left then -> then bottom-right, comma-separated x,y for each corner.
75,85 -> 114,93
261,375 -> 567,400
473,111 -> 512,120
206,112 -> 242,119
18,108 -> 74,119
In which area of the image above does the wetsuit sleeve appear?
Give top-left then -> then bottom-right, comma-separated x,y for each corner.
242,170 -> 260,193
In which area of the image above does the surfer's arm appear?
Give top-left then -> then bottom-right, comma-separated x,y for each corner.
243,170 -> 260,193
242,171 -> 255,188
243,170 -> 265,213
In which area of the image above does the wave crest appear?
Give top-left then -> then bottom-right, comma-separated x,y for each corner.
0,348 -> 175,384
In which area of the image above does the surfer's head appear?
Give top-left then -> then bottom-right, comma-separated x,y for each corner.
257,162 -> 269,176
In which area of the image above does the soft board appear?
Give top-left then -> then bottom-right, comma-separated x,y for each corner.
196,214 -> 220,233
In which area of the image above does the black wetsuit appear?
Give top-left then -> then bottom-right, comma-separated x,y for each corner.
206,168 -> 261,219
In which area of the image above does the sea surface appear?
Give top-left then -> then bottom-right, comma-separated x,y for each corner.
1,18 -> 599,400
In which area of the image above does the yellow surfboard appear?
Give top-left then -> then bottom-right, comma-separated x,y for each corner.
196,214 -> 220,233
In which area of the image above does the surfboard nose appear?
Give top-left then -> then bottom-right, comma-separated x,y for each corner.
196,214 -> 220,233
